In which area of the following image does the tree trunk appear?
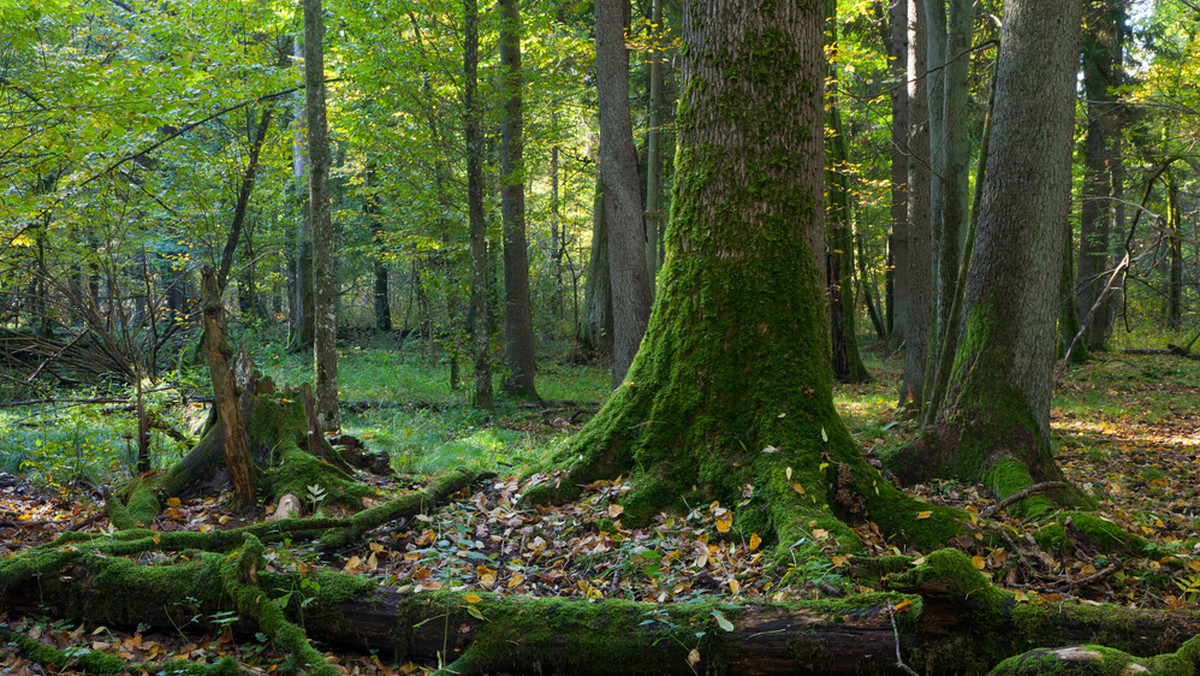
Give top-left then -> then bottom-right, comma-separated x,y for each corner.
9,546 -> 1199,675
596,0 -> 652,390
303,0 -> 339,431
923,0 -> 947,344
887,0 -> 909,347
579,177 -> 613,357
498,0 -> 538,399
291,35 -> 315,352
365,167 -> 392,333
900,0 -> 932,411
892,0 -> 1083,507
465,0 -> 493,410
1076,0 -> 1123,351
529,0 -> 952,552
1168,171 -> 1182,330
825,0 -> 868,384
199,267 -> 254,512
644,0 -> 664,297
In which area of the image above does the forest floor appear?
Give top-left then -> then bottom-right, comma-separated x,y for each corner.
2,344 -> 1199,674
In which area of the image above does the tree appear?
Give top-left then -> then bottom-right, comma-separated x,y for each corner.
595,0 -> 652,389
1076,0 -> 1125,351
303,0 -> 339,431
465,0 -> 494,410
499,0 -> 538,398
530,0 -> 949,551
889,0 -> 1083,505
900,0 -> 933,410
290,34 -> 316,352
825,0 -> 869,384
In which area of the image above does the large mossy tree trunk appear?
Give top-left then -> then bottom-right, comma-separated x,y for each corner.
888,0 -> 1083,508
530,0 -> 956,551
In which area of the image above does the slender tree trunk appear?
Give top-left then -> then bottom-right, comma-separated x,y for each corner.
934,0 -> 972,348
366,168 -> 392,333
291,36 -> 315,352
303,0 -> 339,431
923,0 -> 947,345
463,0 -> 492,410
895,0 -> 1082,505
887,0 -> 909,347
1168,172 -> 1182,330
596,0 -> 652,390
825,0 -> 868,383
1077,0 -> 1124,351
579,179 -> 613,356
900,0 -> 932,411
499,0 -> 538,398
200,267 -> 254,511
644,0 -> 664,297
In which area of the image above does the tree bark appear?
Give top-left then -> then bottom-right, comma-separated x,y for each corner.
1076,0 -> 1123,351
199,267 -> 254,512
894,0 -> 1083,505
887,0 -> 909,347
596,0 -> 652,389
644,0 -> 664,296
303,0 -> 339,431
900,0 -> 932,411
579,177 -> 613,357
465,0 -> 493,410
529,0 -> 954,552
825,0 -> 868,383
290,35 -> 315,352
498,0 -> 538,399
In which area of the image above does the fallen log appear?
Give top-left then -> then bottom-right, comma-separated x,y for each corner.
3,548 -> 1199,675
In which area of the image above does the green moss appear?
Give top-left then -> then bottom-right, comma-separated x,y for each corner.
989,644 -> 1183,676
0,626 -> 125,673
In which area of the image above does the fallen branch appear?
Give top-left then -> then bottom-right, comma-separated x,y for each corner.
979,482 -> 1069,519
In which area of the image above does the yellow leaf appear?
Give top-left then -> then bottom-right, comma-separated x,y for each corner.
1014,590 -> 1030,602
785,466 -> 793,480
167,497 -> 181,507
464,593 -> 483,604
608,504 -> 624,518
716,517 -> 732,533
344,555 -> 361,571
688,649 -> 701,666
819,462 -> 830,472
749,533 -> 762,550
812,528 -> 829,540
971,555 -> 986,570
729,578 -> 741,594
916,511 -> 932,520
792,482 -> 805,495
893,598 -> 912,612
508,573 -> 524,588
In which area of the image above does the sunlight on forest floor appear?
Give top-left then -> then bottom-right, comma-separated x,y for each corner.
4,344 -> 1200,673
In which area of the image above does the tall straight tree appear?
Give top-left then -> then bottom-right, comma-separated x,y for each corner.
891,0 -> 1082,505
464,0 -> 493,410
644,0 -> 665,294
900,0 -> 932,410
498,0 -> 538,398
290,35 -> 315,351
1076,0 -> 1125,350
824,0 -> 868,383
886,0 -> 908,345
596,0 -> 652,389
302,0 -> 339,431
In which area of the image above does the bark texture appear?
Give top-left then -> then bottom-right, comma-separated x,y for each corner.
596,0 -> 652,389
200,267 -> 254,511
900,0 -> 932,410
530,0 -> 953,551
887,0 -> 909,346
895,0 -> 1083,502
497,0 -> 537,399
303,0 -> 339,431
465,0 -> 493,410
291,36 -> 315,352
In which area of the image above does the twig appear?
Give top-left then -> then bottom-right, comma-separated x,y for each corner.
1055,560 -> 1122,593
886,600 -> 922,676
979,482 -> 1069,519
